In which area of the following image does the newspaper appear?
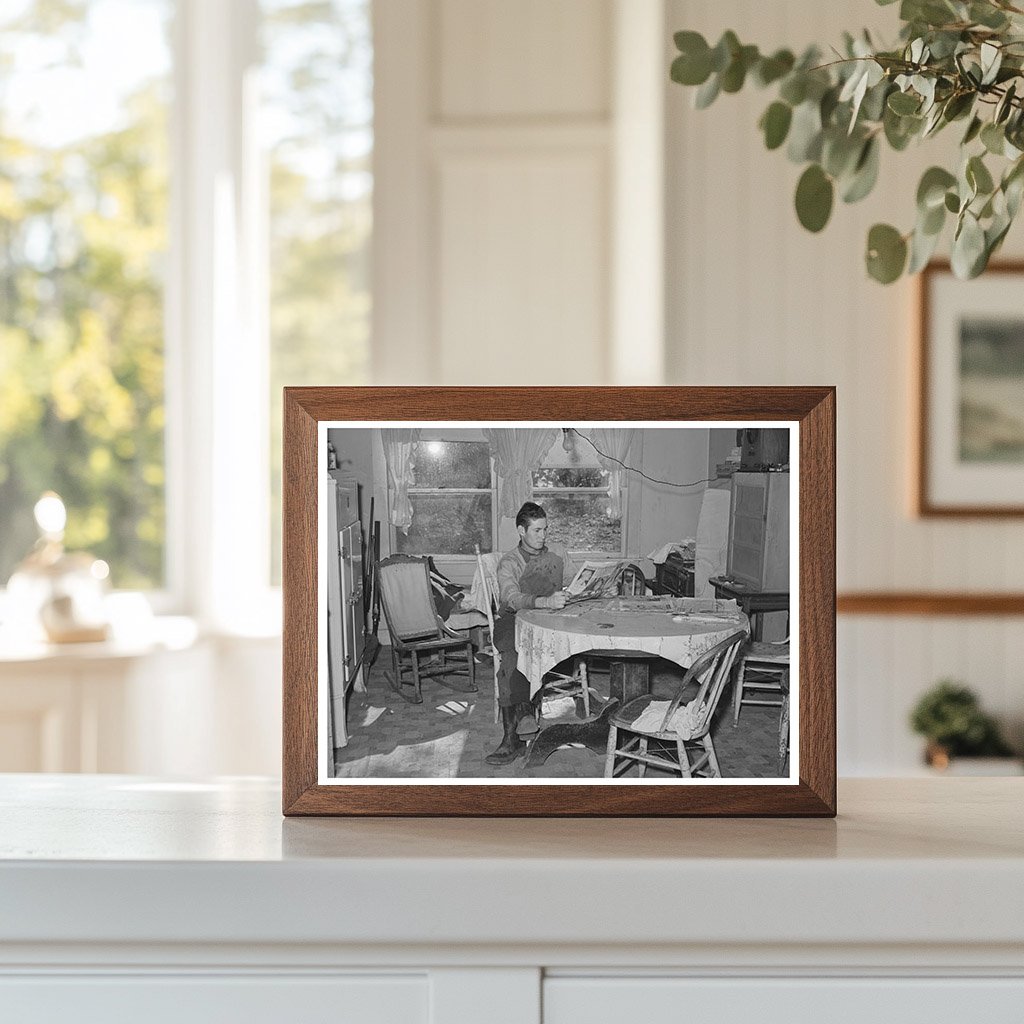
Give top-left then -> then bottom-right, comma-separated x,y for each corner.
564,560 -> 637,602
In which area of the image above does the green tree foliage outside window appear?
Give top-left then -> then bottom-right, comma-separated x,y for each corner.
0,0 -> 171,588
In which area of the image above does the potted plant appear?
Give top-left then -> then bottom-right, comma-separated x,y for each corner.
909,680 -> 1019,771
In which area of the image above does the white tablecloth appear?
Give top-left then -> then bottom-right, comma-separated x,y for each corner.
515,596 -> 746,694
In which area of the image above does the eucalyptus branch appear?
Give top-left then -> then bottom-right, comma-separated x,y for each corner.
670,2 -> 1024,283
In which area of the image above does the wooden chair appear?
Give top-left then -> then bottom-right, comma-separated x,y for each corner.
535,658 -> 592,726
377,554 -> 477,704
604,629 -> 748,779
732,636 -> 789,726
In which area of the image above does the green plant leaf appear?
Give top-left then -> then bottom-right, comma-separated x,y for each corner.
721,44 -> 759,93
967,154 -> 995,196
917,166 -> 957,210
944,190 -> 961,213
760,101 -> 792,150
981,122 -> 1005,155
970,2 -> 1009,30
908,220 -> 943,273
671,32 -> 713,86
694,73 -> 721,109
842,137 -> 880,203
795,164 -> 834,232
962,115 -> 983,145
753,49 -> 795,87
995,82 -> 1017,125
779,73 -> 807,106
888,90 -> 921,115
710,31 -> 740,73
951,211 -> 986,278
866,224 -> 907,283
787,100 -> 823,162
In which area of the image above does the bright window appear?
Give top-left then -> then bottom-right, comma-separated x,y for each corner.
261,0 -> 372,583
396,441 -> 494,556
0,0 -> 172,589
533,439 -> 623,554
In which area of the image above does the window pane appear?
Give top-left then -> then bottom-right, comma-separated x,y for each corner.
533,467 -> 610,489
414,441 -> 491,488
397,495 -> 493,556
262,0 -> 373,583
0,0 -> 171,588
537,495 -> 621,552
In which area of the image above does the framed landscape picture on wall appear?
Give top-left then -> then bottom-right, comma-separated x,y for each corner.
918,262 -> 1024,517
282,387 -> 836,817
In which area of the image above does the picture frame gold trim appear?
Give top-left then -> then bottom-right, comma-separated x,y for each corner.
282,387 -> 836,817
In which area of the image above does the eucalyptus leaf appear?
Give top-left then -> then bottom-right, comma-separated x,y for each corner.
694,73 -> 721,109
787,100 -> 824,162
951,211 -> 986,278
980,42 -> 1002,86
995,82 -> 1017,124
842,137 -> 881,203
944,190 -> 960,213
967,154 -> 995,195
981,122 -> 1005,155
760,101 -> 793,150
908,221 -> 943,273
710,31 -> 740,73
795,164 -> 834,232
779,73 -> 807,106
888,90 -> 921,115
917,166 -> 957,210
970,2 -> 1009,30
754,49 -> 795,87
962,115 -> 983,145
866,223 -> 908,283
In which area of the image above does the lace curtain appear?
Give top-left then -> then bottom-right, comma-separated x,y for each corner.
483,428 -> 557,519
588,428 -> 635,518
380,428 -> 420,531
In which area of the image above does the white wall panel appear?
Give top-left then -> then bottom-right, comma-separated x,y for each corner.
437,151 -> 608,384
666,0 -> 1024,773
438,0 -> 610,120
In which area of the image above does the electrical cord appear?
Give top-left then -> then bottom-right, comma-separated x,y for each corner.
572,430 -> 720,490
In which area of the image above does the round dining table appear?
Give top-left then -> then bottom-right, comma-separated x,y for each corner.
515,595 -> 748,695
515,596 -> 748,768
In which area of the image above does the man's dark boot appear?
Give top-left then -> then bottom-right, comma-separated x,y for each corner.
485,705 -> 527,765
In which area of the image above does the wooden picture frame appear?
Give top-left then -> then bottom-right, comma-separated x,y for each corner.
917,261 -> 1024,517
283,387 -> 836,816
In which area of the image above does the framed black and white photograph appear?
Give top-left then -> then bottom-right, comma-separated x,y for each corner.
918,261 -> 1024,517
283,387 -> 836,816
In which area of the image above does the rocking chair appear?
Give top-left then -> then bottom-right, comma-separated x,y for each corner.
377,554 -> 477,704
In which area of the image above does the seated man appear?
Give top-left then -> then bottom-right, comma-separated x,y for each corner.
485,501 -> 574,766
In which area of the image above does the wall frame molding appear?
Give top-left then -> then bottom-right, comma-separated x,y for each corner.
838,592 -> 1024,616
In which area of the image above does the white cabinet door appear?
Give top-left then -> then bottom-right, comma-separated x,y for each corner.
1,974 -> 427,1024
545,977 -> 1024,1023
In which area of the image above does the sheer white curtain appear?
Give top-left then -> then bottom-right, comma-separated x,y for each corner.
588,428 -> 635,518
380,429 -> 420,531
484,429 -> 557,519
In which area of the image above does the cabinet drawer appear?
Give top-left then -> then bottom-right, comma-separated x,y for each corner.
544,977 -> 1024,1023
0,974 -> 427,1024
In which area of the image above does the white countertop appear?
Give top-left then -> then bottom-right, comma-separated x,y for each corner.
1,775 -> 1022,954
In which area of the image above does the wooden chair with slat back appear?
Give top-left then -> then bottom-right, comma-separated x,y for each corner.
377,554 -> 477,704
604,628 -> 748,779
732,633 -> 790,727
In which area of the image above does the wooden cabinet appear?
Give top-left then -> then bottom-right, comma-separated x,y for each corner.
727,471 -> 789,591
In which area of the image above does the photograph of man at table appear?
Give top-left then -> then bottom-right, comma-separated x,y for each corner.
486,501 -> 574,766
324,423 -> 793,782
